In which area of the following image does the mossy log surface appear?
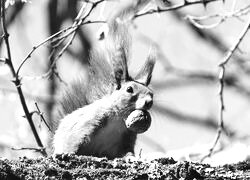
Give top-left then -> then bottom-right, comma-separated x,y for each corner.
0,154 -> 250,179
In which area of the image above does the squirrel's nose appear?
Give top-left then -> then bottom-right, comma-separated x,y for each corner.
144,98 -> 153,110
142,94 -> 153,110
136,94 -> 153,110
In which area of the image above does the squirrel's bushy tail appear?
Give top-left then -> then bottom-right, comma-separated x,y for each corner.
55,0 -> 152,126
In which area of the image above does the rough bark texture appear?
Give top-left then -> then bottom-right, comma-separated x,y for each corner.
0,154 -> 250,179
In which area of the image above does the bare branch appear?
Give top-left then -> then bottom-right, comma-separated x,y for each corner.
0,57 -> 6,63
49,0 -> 106,64
133,0 -> 222,19
16,1 -> 106,76
185,3 -> 250,29
201,14 -> 250,162
15,20 -> 105,81
11,147 -> 46,153
34,102 -> 52,133
16,25 -> 76,76
1,0 -> 47,156
37,1 -> 106,80
220,18 -> 250,66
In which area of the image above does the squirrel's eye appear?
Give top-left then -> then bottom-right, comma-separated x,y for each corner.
126,86 -> 133,93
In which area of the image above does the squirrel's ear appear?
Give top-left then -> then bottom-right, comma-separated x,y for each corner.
114,68 -> 123,90
113,47 -> 130,89
135,54 -> 156,86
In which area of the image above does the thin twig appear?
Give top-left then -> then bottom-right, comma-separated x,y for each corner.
186,16 -> 225,29
35,0 -> 106,80
219,20 -> 250,66
133,0 -> 222,19
16,0 -> 105,77
16,20 -> 105,79
11,147 -> 46,153
187,3 -> 250,21
16,25 -> 77,75
201,14 -> 250,162
185,3 -> 250,29
34,102 -> 52,133
1,0 -> 47,156
49,0 -> 106,65
0,57 -> 6,63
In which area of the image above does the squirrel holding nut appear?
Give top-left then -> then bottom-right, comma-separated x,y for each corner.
52,1 -> 155,159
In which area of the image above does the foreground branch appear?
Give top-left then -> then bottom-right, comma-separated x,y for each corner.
1,0 -> 46,156
202,14 -> 250,162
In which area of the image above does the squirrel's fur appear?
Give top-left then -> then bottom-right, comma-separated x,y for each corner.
53,1 -> 155,159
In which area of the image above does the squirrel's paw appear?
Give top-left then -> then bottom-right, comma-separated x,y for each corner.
124,152 -> 139,163
52,153 -> 76,161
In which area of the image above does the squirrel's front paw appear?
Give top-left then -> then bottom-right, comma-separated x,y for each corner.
124,152 -> 139,163
53,153 -> 76,161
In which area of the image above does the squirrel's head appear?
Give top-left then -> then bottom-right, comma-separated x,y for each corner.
112,50 -> 155,113
116,80 -> 153,111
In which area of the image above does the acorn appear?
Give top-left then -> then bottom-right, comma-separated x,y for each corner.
125,110 -> 151,134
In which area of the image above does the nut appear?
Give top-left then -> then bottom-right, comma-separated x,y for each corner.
125,110 -> 151,134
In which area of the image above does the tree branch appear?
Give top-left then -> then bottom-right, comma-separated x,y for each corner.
34,102 -> 52,133
202,14 -> 250,162
1,0 -> 47,156
133,0 -> 222,19
11,147 -> 46,153
185,3 -> 250,29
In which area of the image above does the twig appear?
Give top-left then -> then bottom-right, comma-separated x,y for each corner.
185,3 -> 250,29
48,0 -> 106,67
0,1 -> 24,47
11,147 -> 46,153
0,57 -> 6,63
34,102 -> 52,133
1,0 -> 47,156
16,20 -> 105,79
219,20 -> 250,66
201,14 -> 250,162
133,0 -> 222,19
187,3 -> 250,21
16,25 -> 77,75
34,0 -> 106,80
186,15 -> 225,29
173,10 -> 250,77
16,0 -> 105,76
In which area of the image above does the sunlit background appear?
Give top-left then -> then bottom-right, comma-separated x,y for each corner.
0,0 -> 250,165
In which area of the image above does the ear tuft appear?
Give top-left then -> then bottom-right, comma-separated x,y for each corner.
112,45 -> 130,86
114,68 -> 123,90
135,53 -> 156,86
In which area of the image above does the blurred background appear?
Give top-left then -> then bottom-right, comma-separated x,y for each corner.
0,0 -> 250,165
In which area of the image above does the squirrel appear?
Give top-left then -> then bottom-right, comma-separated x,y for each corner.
52,1 -> 156,159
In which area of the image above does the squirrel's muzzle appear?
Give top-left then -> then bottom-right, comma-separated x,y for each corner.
144,98 -> 153,110
135,93 -> 153,110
